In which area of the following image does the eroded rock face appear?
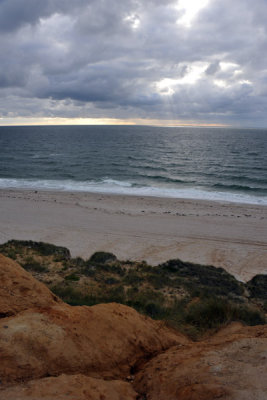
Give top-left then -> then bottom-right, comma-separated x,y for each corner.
0,254 -> 266,400
0,255 -> 185,387
0,303 -> 185,385
0,254 -> 61,317
134,324 -> 267,400
0,374 -> 137,400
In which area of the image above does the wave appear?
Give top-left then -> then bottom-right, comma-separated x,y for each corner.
212,183 -> 267,193
131,165 -> 168,173
136,174 -> 193,184
0,178 -> 267,205
226,175 -> 267,185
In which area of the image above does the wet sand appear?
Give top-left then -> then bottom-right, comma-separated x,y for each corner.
0,189 -> 266,281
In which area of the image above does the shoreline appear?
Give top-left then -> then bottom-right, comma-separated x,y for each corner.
1,185 -> 267,206
0,188 -> 266,282
1,179 -> 267,206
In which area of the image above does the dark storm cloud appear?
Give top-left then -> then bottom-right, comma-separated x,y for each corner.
1,0 -> 267,125
0,0 -> 88,32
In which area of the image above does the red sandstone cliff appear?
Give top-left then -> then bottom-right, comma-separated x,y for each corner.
0,254 -> 266,400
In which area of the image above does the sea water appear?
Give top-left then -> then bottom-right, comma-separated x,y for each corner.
0,125 -> 267,205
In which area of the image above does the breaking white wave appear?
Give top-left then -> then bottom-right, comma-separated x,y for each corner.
1,177 -> 267,205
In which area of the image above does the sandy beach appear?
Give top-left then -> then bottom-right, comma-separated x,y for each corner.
0,188 -> 266,282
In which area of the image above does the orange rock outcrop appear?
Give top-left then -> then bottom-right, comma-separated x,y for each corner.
134,323 -> 267,399
0,254 -> 61,317
0,254 -> 184,395
0,254 -> 266,400
1,374 -> 137,400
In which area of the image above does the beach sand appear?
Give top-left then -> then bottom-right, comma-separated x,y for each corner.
0,189 -> 266,282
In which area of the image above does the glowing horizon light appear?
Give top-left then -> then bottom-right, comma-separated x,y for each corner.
176,0 -> 210,27
0,117 -> 136,127
0,116 -> 228,128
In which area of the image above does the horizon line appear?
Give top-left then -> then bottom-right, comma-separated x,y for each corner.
0,123 -> 265,130
0,117 -> 266,129
0,116 -> 231,128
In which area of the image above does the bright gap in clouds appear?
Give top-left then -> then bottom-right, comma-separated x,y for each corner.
177,0 -> 210,27
156,62 -> 208,95
124,14 -> 140,30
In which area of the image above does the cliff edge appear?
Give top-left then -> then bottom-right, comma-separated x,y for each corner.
0,254 -> 266,400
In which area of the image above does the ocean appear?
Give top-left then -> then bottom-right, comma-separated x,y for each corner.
0,125 -> 267,205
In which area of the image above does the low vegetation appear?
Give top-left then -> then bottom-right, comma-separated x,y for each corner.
0,240 -> 265,339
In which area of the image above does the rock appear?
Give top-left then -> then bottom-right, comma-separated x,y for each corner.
0,373 -> 137,400
0,303 -> 186,386
134,323 -> 267,400
0,254 -> 61,318
1,253 -> 266,400
0,255 -> 185,386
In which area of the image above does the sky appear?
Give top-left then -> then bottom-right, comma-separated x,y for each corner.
0,0 -> 267,127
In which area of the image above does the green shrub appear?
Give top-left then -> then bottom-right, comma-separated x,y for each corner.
1,240 -> 71,258
89,251 -> 117,264
51,285 -> 97,306
6,249 -> 17,260
101,285 -> 126,303
231,304 -> 265,325
104,277 -> 119,285
185,297 -> 265,333
159,259 -> 244,296
123,271 -> 143,285
144,302 -> 163,318
72,257 -> 86,267
93,263 -> 125,276
185,298 -> 232,329
82,265 -> 97,277
146,273 -> 171,289
22,258 -> 48,273
246,275 -> 267,300
126,289 -> 165,317
64,273 -> 80,281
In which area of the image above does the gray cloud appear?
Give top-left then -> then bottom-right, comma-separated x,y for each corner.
0,0 -> 267,126
205,62 -> 220,76
0,0 -> 88,32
